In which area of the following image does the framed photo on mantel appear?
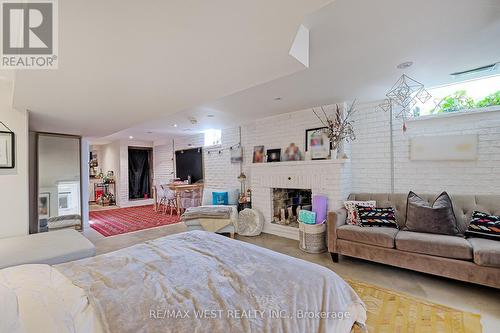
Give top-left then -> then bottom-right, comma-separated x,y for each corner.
305,127 -> 330,160
0,131 -> 15,169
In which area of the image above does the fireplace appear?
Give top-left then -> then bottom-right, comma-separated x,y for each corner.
272,188 -> 312,227
250,159 -> 351,240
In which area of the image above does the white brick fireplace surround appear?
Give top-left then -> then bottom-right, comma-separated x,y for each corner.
251,159 -> 351,240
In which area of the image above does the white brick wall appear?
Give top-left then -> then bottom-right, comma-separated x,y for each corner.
250,160 -> 351,239
350,102 -> 393,193
153,105 -> 339,192
153,131 -> 241,190
153,104 -> 500,203
350,104 -> 500,195
392,110 -> 500,195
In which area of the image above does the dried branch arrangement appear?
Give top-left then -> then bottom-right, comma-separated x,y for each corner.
312,100 -> 357,150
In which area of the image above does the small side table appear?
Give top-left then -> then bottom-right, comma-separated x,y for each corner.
238,202 -> 252,212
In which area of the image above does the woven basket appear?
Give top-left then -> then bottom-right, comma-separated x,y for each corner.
299,221 -> 327,254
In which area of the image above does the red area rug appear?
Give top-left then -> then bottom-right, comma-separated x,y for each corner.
89,205 -> 181,237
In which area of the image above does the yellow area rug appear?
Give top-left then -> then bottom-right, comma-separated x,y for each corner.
346,279 -> 482,333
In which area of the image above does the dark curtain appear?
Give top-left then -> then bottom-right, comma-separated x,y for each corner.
128,149 -> 151,199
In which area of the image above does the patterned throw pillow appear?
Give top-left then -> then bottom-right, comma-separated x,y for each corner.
344,200 -> 376,225
356,206 -> 399,229
212,192 -> 229,205
465,211 -> 500,241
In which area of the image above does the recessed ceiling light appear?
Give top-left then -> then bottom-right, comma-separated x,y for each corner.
397,61 -> 413,69
146,131 -> 153,134
207,114 -> 215,118
173,124 -> 178,127
274,97 -> 282,101
129,136 -> 134,139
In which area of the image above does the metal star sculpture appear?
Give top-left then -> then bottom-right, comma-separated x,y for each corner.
378,74 -> 433,128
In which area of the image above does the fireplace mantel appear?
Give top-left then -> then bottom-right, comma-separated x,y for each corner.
250,159 -> 348,168
250,159 -> 351,240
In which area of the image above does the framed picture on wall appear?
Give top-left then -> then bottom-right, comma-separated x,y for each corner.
38,192 -> 50,220
0,131 -> 15,168
305,127 -> 331,160
230,146 -> 243,163
267,149 -> 281,162
253,145 -> 264,163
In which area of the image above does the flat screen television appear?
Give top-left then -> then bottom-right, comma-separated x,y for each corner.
175,147 -> 203,183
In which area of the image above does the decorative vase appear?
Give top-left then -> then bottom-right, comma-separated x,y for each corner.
330,148 -> 338,159
304,151 -> 312,161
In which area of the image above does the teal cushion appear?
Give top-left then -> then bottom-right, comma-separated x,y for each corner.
212,192 -> 229,205
203,188 -> 240,205
299,210 -> 316,224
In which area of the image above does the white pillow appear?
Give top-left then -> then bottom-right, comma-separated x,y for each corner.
0,264 -> 103,333
0,282 -> 24,333
344,200 -> 376,225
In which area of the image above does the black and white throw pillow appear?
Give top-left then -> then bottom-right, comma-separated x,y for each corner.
356,206 -> 399,229
465,211 -> 500,241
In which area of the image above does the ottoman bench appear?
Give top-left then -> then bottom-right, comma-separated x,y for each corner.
0,229 -> 96,269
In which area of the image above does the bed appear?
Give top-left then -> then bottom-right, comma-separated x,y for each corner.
0,231 -> 366,333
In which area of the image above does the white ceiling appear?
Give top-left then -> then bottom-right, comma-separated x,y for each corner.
13,0 -> 500,143
115,0 -> 500,141
14,0 -> 332,136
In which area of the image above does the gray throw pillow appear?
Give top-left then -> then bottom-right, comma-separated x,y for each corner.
404,191 -> 459,235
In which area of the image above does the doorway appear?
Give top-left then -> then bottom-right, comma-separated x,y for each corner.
128,147 -> 153,200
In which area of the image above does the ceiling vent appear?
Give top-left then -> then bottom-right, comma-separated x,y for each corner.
450,63 -> 499,78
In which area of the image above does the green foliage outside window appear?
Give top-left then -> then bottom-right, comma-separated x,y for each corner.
476,90 -> 500,108
431,90 -> 500,114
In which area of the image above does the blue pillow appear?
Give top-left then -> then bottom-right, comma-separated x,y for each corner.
212,192 -> 229,205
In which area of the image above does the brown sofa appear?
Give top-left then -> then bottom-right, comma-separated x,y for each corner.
327,193 -> 500,289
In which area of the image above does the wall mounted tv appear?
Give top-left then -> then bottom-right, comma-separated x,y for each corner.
175,147 -> 203,183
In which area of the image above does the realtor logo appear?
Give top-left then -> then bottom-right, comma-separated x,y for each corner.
1,0 -> 58,69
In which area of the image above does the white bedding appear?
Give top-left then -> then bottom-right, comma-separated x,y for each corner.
0,264 -> 103,333
56,231 -> 366,333
0,231 -> 366,333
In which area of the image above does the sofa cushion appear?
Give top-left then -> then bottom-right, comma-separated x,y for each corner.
337,225 -> 398,248
203,188 -> 239,206
348,193 -> 500,234
343,200 -> 376,225
356,206 -> 399,229
465,211 -> 500,241
405,192 -> 458,235
468,238 -> 500,268
212,192 -> 229,205
395,231 -> 472,260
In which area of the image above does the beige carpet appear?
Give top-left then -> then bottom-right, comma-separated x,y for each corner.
348,279 -> 482,333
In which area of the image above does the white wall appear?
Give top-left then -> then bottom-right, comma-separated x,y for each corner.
350,104 -> 500,195
0,70 -> 29,237
99,141 -> 121,205
154,105 -> 340,192
96,139 -> 154,207
0,107 -> 29,238
154,103 -> 500,198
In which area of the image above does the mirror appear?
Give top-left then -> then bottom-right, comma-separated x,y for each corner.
37,133 -> 82,232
